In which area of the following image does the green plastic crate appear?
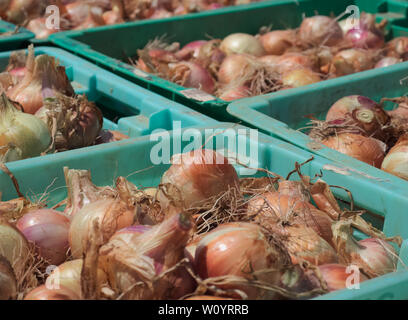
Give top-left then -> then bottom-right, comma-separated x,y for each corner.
50,0 -> 405,121
227,57 -> 408,190
0,47 -> 216,162
0,20 -> 34,51
0,123 -> 407,299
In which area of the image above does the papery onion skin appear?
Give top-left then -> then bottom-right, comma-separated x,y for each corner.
318,264 -> 368,292
381,134 -> 408,180
157,149 -> 240,210
386,37 -> 408,58
46,259 -> 107,298
195,222 -> 290,299
220,33 -> 265,56
281,68 -> 321,88
218,54 -> 252,84
176,40 -> 207,60
277,53 -> 315,74
259,30 -> 294,55
0,255 -> 17,300
16,209 -> 70,265
326,95 -> 379,122
298,16 -> 343,47
321,133 -> 386,168
219,85 -> 250,101
24,284 -> 80,300
69,198 -> 135,259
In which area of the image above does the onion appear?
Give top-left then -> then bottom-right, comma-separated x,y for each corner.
156,149 -> 240,211
194,222 -> 290,299
326,95 -> 379,121
246,192 -> 334,245
197,39 -> 226,73
16,209 -> 70,265
69,197 -> 136,258
176,40 -> 207,60
6,0 -> 47,24
99,212 -> 195,299
168,61 -> 215,94
219,85 -> 250,101
0,93 -> 51,162
277,53 -> 315,74
186,295 -> 232,300
0,219 -> 30,278
24,284 -> 80,300
321,133 -> 386,168
330,49 -> 374,76
259,30 -> 294,55
35,94 -> 103,151
218,54 -> 252,84
95,130 -> 130,144
332,219 -> 399,278
220,33 -> 265,56
277,180 -> 309,201
281,68 -> 321,88
345,28 -> 384,49
318,264 -> 368,291
7,49 -> 75,114
0,255 -> 17,300
298,15 -> 343,47
64,1 -> 92,26
386,37 -> 408,58
375,57 -> 402,69
381,134 -> 408,180
27,17 -> 59,40
338,18 -> 359,35
46,259 -> 107,298
258,55 -> 280,66
309,180 -> 342,221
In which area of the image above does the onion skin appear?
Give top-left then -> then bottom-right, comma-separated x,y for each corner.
176,40 -> 207,60
345,28 -> 384,49
381,134 -> 408,180
157,149 -> 240,210
375,57 -> 401,69
260,30 -> 294,55
218,54 -> 252,84
24,285 -> 80,300
220,33 -> 265,56
17,209 -> 70,265
195,222 -> 290,299
298,16 -> 343,47
219,85 -> 250,101
318,264 -> 368,291
321,133 -> 386,168
326,95 -> 378,122
281,68 -> 320,88
0,255 -> 17,300
331,49 -> 374,76
386,37 -> 408,58
277,53 -> 314,74
246,192 -> 334,246
69,198 -> 135,259
186,295 -> 232,300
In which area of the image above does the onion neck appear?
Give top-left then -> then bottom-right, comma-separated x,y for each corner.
0,93 -> 18,119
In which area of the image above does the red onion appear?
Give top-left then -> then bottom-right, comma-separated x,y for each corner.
16,209 -> 70,265
220,33 -> 265,56
168,61 -> 215,94
345,28 -> 384,49
298,15 -> 343,47
375,57 -> 401,69
27,17 -> 59,40
6,0 -> 46,24
259,30 -> 294,55
157,149 -> 240,210
24,285 -> 80,300
176,40 -> 207,60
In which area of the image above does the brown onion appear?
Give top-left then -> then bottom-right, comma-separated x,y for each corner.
218,54 -> 253,84
259,30 -> 294,55
381,134 -> 408,180
220,33 -> 265,56
375,57 -> 402,69
24,284 -> 80,300
0,255 -> 17,300
298,15 -> 343,47
157,149 -> 240,210
321,133 -> 386,168
219,85 -> 250,101
330,49 -> 374,76
318,264 -> 368,291
277,53 -> 315,74
281,68 -> 321,88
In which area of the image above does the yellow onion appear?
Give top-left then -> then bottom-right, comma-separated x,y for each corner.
386,36 -> 408,58
298,15 -> 343,47
277,53 -> 315,74
24,284 -> 80,300
0,219 -> 30,277
220,33 -> 265,56
321,133 -> 386,168
259,30 -> 295,55
0,255 -> 17,300
217,54 -> 253,84
194,222 -> 291,299
99,212 -> 195,299
318,264 -> 368,292
330,49 -> 374,76
247,192 -> 334,246
157,149 -> 240,211
281,68 -> 321,88
277,180 -> 309,201
69,198 -> 136,258
46,259 -> 107,298
381,134 -> 408,180
0,92 -> 51,162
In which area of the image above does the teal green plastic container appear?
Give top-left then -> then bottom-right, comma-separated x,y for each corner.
0,47 -> 216,155
0,123 -> 407,299
0,20 -> 34,51
51,0 -> 405,121
227,57 -> 408,190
